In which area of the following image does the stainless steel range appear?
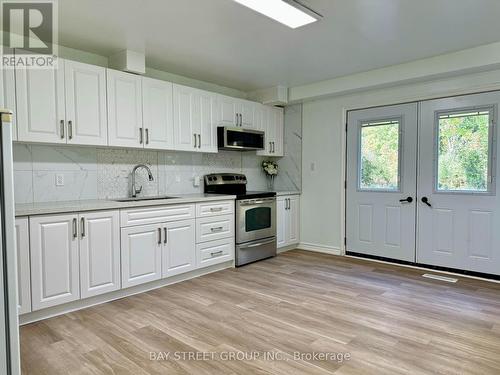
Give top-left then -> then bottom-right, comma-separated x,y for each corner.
204,173 -> 276,266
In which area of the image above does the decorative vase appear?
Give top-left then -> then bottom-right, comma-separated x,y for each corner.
267,175 -> 275,190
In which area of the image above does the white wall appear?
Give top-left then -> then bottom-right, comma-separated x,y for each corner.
300,67 -> 500,253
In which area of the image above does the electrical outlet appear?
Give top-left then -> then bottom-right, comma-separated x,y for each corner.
193,175 -> 200,187
55,174 -> 64,186
175,175 -> 181,183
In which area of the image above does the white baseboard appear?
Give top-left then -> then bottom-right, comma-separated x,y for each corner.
277,244 -> 297,253
296,242 -> 342,255
19,261 -> 233,325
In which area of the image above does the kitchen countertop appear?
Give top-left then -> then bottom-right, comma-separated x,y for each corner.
274,191 -> 301,196
15,194 -> 237,217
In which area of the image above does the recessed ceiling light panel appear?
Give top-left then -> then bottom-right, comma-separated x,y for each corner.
233,0 -> 322,29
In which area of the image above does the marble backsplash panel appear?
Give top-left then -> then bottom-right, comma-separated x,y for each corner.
12,104 -> 302,203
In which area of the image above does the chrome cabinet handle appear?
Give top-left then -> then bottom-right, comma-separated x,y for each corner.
80,217 -> 85,238
210,226 -> 224,233
269,142 -> 272,153
60,120 -> 65,139
235,113 -> 238,126
198,134 -> 201,148
68,120 -> 73,140
210,250 -> 223,257
239,113 -> 242,126
210,207 -> 223,212
158,227 -> 162,244
145,128 -> 149,144
164,227 -> 167,244
194,133 -> 197,148
72,218 -> 77,238
271,142 -> 275,153
139,128 -> 144,144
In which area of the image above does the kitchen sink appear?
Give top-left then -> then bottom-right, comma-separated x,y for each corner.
113,196 -> 179,202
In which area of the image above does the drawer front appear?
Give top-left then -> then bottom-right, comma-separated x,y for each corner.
121,204 -> 195,227
196,200 -> 234,217
196,214 -> 234,243
197,238 -> 234,268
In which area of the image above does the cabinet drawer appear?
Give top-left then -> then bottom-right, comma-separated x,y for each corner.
197,238 -> 234,268
196,200 -> 234,217
120,204 -> 195,227
196,214 -> 234,243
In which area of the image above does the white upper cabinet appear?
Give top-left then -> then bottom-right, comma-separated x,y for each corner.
142,77 -> 174,150
0,68 -> 17,140
162,219 -> 196,278
218,95 -> 255,128
79,210 -> 121,299
173,84 -> 217,153
257,106 -> 284,157
16,60 -> 66,143
30,214 -> 80,311
107,68 -> 143,148
197,90 -> 218,152
64,60 -> 108,146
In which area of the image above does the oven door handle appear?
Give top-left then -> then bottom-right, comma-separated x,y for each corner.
239,199 -> 274,206
240,239 -> 275,249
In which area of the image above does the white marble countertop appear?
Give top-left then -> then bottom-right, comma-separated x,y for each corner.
15,194 -> 237,217
274,191 -> 301,196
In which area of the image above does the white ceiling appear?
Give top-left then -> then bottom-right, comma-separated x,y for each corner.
58,0 -> 500,91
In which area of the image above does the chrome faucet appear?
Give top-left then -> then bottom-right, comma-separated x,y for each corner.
131,164 -> 154,198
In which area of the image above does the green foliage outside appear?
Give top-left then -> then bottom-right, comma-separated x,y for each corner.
438,113 -> 489,191
360,123 -> 399,190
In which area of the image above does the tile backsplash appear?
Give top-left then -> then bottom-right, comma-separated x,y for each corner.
12,104 -> 302,204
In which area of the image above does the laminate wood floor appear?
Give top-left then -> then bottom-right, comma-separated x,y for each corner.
20,250 -> 500,374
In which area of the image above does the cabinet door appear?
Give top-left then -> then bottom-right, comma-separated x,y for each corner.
287,196 -> 300,245
272,107 -> 284,157
253,103 -> 265,132
30,214 -> 80,310
79,211 -> 120,299
107,69 -> 143,148
239,99 -> 254,128
173,84 -> 196,151
121,224 -> 162,288
219,95 -> 238,127
64,60 -> 108,146
15,218 -> 31,314
276,197 -> 287,248
0,68 -> 17,140
257,106 -> 273,156
162,219 -> 196,278
16,61 -> 66,143
198,90 -> 218,153
142,77 -> 174,150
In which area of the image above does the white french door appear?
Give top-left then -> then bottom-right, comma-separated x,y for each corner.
417,92 -> 500,274
346,103 -> 418,262
346,91 -> 500,275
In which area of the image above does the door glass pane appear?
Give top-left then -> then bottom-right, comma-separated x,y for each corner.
245,207 -> 271,232
437,110 -> 491,192
359,120 -> 400,190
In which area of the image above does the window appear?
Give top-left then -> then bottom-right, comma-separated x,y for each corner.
359,119 -> 400,190
437,110 -> 492,192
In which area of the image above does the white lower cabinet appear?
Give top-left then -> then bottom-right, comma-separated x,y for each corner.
15,218 -> 31,314
30,214 -> 80,311
79,211 -> 121,298
196,238 -> 234,268
162,219 -> 196,278
277,195 -> 300,248
121,223 -> 162,288
196,214 -> 234,243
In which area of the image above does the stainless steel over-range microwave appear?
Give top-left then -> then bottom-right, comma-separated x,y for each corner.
217,127 -> 265,151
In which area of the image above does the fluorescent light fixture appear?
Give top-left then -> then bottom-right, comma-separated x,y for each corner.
233,0 -> 321,29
